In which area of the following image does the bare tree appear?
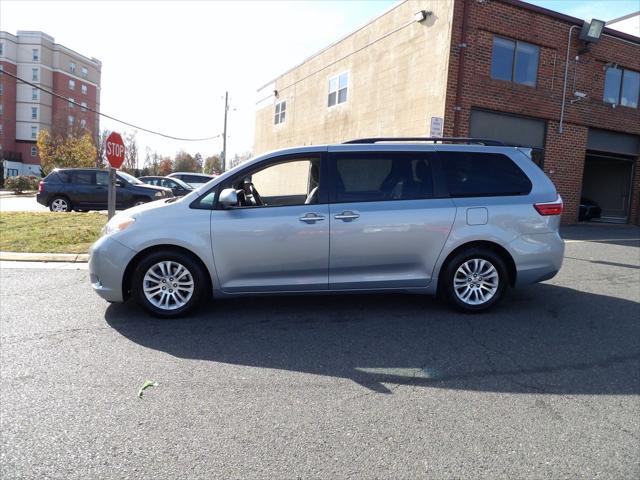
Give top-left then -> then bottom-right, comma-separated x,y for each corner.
123,132 -> 139,173
96,129 -> 109,168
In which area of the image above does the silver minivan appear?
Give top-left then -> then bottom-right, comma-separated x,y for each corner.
89,138 -> 564,317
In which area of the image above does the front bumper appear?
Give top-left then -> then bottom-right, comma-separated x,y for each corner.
88,235 -> 137,302
509,232 -> 565,287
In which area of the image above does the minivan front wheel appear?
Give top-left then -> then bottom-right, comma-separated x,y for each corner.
49,196 -> 71,212
443,248 -> 507,313
132,251 -> 206,318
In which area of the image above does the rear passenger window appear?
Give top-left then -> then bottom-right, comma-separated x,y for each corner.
334,153 -> 434,203
96,172 -> 108,185
440,152 -> 532,197
72,172 -> 94,185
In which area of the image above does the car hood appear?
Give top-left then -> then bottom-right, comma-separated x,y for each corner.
132,183 -> 172,193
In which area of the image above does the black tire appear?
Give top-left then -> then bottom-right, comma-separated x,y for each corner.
131,198 -> 149,208
442,247 -> 508,313
49,196 -> 72,212
132,250 -> 207,318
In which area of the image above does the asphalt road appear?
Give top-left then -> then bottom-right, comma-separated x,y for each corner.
1,225 -> 639,479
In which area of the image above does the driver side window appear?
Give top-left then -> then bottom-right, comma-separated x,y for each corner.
229,158 -> 321,208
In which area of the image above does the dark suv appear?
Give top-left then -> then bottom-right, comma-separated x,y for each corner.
37,168 -> 173,212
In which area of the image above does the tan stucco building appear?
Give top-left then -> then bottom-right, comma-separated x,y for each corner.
254,0 -> 453,154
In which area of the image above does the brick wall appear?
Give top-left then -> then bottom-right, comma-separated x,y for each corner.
444,0 -> 640,224
0,61 -> 17,154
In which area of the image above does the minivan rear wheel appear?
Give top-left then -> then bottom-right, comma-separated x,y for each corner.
132,251 -> 206,318
49,196 -> 71,212
443,248 -> 507,313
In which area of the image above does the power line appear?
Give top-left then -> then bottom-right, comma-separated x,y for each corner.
0,69 -> 222,142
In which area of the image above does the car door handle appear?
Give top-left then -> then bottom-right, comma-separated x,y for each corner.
334,211 -> 360,221
299,213 -> 326,223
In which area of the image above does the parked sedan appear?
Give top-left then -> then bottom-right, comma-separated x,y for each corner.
37,168 -> 173,212
167,172 -> 216,188
139,176 -> 193,197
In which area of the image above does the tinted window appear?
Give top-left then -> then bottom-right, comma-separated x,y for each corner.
490,36 -> 539,86
96,171 -> 108,186
72,171 -> 94,185
335,153 -> 434,203
441,152 -> 532,197
162,179 -> 178,189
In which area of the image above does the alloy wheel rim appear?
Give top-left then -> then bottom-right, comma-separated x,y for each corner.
143,261 -> 194,310
453,258 -> 499,306
51,199 -> 68,211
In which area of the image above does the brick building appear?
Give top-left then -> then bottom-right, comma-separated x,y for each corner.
254,0 -> 640,224
0,31 -> 101,179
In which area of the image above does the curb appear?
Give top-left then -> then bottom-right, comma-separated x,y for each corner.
0,251 -> 89,263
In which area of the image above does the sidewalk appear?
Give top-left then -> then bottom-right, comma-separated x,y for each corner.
0,251 -> 89,263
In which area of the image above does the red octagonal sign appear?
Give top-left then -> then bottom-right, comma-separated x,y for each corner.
106,132 -> 125,169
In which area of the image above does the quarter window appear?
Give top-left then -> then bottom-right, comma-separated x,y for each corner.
334,153 -> 435,203
328,72 -> 348,107
490,36 -> 539,86
603,67 -> 639,108
274,100 -> 286,124
440,152 -> 532,197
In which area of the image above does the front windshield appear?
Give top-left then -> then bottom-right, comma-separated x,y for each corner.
117,171 -> 143,184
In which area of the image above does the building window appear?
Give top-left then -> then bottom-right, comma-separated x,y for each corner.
0,43 -> 3,55
68,115 -> 74,126
274,100 -> 286,124
81,84 -> 87,95
328,72 -> 348,107
32,68 -> 39,81
80,119 -> 86,129
0,103 -> 3,114
81,66 -> 88,79
68,79 -> 75,90
32,88 -> 38,100
490,36 -> 539,87
603,67 -> 639,108
31,146 -> 37,157
0,124 -> 3,134
80,101 -> 87,112
32,49 -> 39,61
68,97 -> 75,108
0,84 -> 3,95
70,61 -> 76,73
31,126 -> 37,139
7,168 -> 19,177
31,107 -> 37,119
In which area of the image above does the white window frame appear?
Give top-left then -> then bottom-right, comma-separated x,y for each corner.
31,126 -> 37,139
68,115 -> 74,126
0,103 -> 3,114
32,48 -> 39,61
81,84 -> 87,95
80,102 -> 87,112
0,124 -> 3,135
68,79 -> 75,90
31,146 -> 37,157
327,71 -> 349,108
274,100 -> 286,125
32,68 -> 39,81
31,106 -> 37,119
68,97 -> 75,108
32,88 -> 38,100
81,66 -> 88,79
69,61 -> 76,73
80,118 -> 86,129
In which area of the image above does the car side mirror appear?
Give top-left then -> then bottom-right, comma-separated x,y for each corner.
219,188 -> 238,207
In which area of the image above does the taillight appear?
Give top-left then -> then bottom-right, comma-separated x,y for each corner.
534,197 -> 563,216
38,181 -> 44,193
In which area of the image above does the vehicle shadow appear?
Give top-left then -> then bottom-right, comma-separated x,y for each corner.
105,284 -> 640,395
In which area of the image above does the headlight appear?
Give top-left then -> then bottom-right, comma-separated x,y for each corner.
155,191 -> 164,198
102,216 -> 135,236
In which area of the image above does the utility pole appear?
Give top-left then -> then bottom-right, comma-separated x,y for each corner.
221,91 -> 228,172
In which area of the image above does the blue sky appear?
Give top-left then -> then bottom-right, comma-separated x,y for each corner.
526,0 -> 639,21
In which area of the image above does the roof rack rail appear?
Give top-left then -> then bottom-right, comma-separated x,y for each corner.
342,137 -> 505,146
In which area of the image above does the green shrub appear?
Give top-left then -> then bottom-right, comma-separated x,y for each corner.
5,176 -> 39,194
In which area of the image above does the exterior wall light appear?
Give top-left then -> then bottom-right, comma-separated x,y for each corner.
414,10 -> 432,23
579,19 -> 605,43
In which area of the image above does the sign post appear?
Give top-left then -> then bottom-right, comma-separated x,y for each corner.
105,132 -> 125,220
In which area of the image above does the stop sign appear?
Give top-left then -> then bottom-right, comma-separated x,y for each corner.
105,132 -> 125,169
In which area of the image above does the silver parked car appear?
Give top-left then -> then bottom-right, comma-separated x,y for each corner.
89,138 -> 564,318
